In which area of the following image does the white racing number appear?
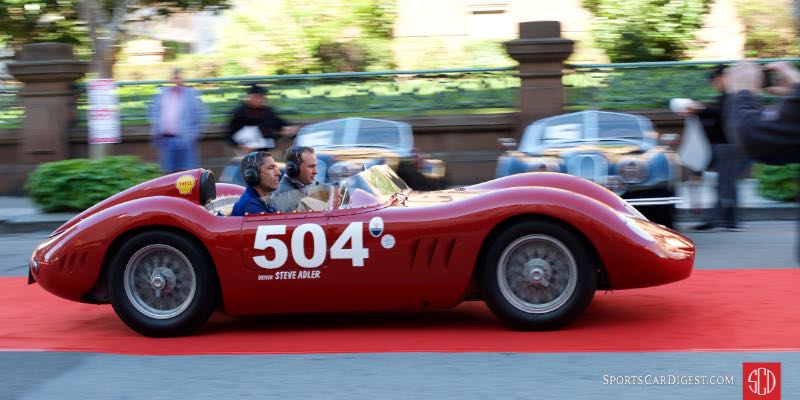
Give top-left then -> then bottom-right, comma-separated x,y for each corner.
331,222 -> 368,267
253,222 -> 370,269
253,225 -> 288,269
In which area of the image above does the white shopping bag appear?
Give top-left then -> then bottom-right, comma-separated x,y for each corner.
678,117 -> 712,173
670,98 -> 712,173
233,126 -> 275,149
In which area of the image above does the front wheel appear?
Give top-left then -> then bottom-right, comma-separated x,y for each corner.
108,231 -> 219,337
481,221 -> 597,330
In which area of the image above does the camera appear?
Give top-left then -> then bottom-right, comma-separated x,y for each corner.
762,68 -> 776,88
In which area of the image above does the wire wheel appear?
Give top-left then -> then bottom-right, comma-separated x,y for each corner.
123,244 -> 197,320
481,220 -> 597,330
496,234 -> 577,314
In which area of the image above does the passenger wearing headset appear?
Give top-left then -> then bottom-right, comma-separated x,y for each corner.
231,151 -> 281,217
272,146 -> 319,213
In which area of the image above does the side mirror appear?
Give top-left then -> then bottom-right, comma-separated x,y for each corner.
497,137 -> 518,151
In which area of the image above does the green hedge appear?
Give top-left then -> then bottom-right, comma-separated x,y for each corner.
25,156 -> 161,212
753,163 -> 798,202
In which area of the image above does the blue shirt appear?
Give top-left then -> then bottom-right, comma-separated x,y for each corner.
231,186 -> 276,216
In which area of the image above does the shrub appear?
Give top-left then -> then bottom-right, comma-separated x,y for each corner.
753,163 -> 798,202
733,0 -> 800,58
582,0 -> 712,62
25,156 -> 161,212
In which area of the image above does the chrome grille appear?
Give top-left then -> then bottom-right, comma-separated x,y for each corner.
567,154 -> 607,183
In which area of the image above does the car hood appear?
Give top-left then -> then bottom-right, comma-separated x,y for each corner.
536,144 -> 645,161
403,189 -> 486,207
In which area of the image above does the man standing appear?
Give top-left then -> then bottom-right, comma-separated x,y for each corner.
687,65 -> 745,232
227,83 -> 299,154
725,60 -> 800,261
148,68 -> 208,173
231,151 -> 281,216
273,146 -> 319,212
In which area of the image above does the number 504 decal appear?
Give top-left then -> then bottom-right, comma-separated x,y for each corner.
253,222 -> 369,269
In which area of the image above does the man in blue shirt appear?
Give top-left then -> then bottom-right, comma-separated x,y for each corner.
148,68 -> 208,173
231,151 -> 281,216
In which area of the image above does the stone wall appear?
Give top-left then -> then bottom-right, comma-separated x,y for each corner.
0,110 -> 684,195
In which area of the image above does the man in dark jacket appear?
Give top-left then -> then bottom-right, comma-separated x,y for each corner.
227,84 -> 298,154
725,61 -> 800,163
725,60 -> 800,261
231,151 -> 281,216
689,65 -> 745,232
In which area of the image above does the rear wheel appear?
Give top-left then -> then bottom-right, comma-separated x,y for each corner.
108,231 -> 218,337
481,221 -> 597,330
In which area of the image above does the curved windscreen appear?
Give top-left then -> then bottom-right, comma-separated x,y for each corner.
257,165 -> 410,213
337,164 -> 409,209
520,111 -> 654,152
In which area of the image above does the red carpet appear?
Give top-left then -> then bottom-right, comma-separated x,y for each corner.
1,269 -> 798,355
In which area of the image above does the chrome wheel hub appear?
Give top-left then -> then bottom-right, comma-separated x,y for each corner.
525,260 -> 551,288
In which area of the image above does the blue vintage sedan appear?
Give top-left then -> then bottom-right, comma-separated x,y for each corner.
496,110 -> 681,226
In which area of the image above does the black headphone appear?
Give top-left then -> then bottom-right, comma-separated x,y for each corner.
241,151 -> 263,186
285,146 -> 310,179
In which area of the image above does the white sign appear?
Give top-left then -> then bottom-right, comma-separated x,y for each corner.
87,79 -> 120,144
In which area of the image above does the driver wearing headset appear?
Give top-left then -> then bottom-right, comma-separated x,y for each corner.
272,145 -> 320,212
231,151 -> 281,216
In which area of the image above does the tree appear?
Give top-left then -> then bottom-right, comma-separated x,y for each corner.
733,0 -> 799,58
0,0 -> 230,78
218,0 -> 396,75
582,0 -> 712,62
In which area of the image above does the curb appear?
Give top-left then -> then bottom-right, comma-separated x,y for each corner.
676,205 -> 798,223
0,214 -> 76,234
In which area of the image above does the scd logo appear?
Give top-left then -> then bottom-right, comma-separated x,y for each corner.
743,363 -> 781,400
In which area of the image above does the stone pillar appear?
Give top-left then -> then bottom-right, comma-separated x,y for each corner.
7,43 -> 88,163
505,21 -> 574,134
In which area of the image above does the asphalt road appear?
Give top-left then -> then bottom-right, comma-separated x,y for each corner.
0,352 -> 796,400
1,223 -> 796,399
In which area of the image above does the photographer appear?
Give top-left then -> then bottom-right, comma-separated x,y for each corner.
725,61 -> 800,163
725,60 -> 800,260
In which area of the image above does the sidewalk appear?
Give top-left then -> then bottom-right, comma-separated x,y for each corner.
675,176 -> 797,222
0,177 -> 796,234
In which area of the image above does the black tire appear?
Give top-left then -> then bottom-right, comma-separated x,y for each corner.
108,231 -> 219,337
481,220 -> 597,330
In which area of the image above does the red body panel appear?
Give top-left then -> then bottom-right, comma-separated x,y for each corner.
30,170 -> 694,316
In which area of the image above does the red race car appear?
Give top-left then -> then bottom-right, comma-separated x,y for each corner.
29,165 -> 694,337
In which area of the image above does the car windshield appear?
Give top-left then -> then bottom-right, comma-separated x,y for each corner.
520,111 -> 652,152
336,164 -> 410,209
260,165 -> 410,213
295,118 -> 410,150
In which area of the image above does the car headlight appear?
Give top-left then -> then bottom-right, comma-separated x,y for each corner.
617,157 -> 649,183
328,161 -> 365,181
